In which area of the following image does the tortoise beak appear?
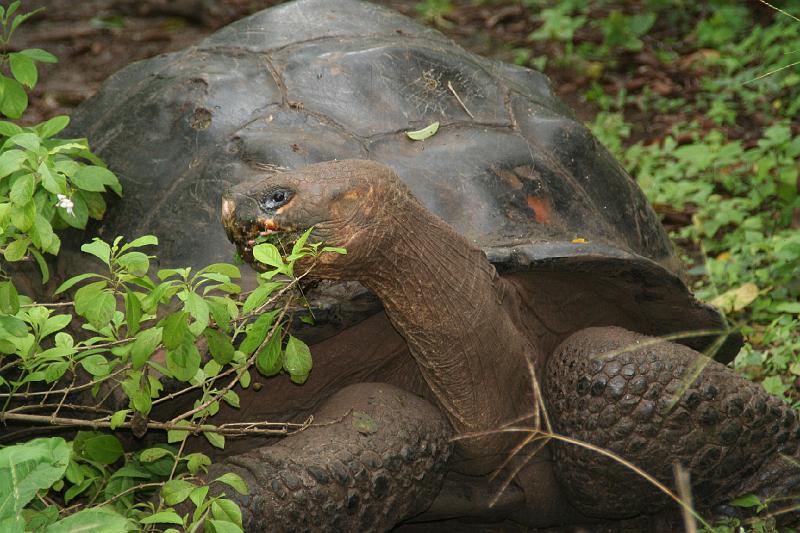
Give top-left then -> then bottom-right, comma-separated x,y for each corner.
221,197 -> 235,221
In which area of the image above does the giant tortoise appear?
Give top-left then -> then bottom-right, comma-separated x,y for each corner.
54,0 -> 800,530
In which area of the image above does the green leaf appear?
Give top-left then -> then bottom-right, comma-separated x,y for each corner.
39,161 -> 66,195
205,327 -> 235,365
184,291 -> 209,333
80,238 -> 112,266
774,301 -> 800,314
40,314 -> 71,338
31,214 -> 56,253
120,235 -> 158,252
200,263 -> 241,278
0,121 -> 23,137
121,376 -> 152,416
252,243 -> 285,271
207,519 -> 244,533
80,354 -> 110,377
211,499 -> 243,528
161,479 -> 195,506
8,52 -> 39,89
185,453 -> 211,476
188,484 -> 208,508
19,48 -> 57,63
54,272 -> 103,295
140,447 -> 172,463
255,325 -> 283,377
0,281 -> 19,314
242,282 -> 282,314
130,327 -> 163,369
109,410 -> 128,430
63,478 -> 93,504
222,390 -> 240,408
202,426 -> 225,449
0,148 -> 25,177
289,226 -> 314,259
124,289 -> 142,336
161,312 -> 191,350
321,246 -> 347,255
0,314 -> 28,337
9,172 -> 34,206
0,76 -> 28,118
283,335 -> 312,384
71,165 -> 118,193
74,282 -> 115,329
45,507 -> 130,533
7,132 -> 40,152
0,437 -> 69,527
166,421 -> 192,444
730,494 -> 762,509
166,342 -> 201,382
30,248 -> 51,283
3,237 -> 28,262
213,472 -> 249,495
36,115 -> 69,139
81,434 -> 123,465
44,361 -> 69,383
140,510 -> 184,526
116,251 -> 150,277
10,202 -> 35,231
239,310 -> 278,355
406,121 -> 440,141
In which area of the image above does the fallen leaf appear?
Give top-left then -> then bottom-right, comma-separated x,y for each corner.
406,121 -> 440,141
711,283 -> 759,313
352,411 -> 378,435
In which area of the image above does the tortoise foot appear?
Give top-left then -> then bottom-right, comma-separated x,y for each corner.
545,326 -> 800,521
205,383 -> 452,532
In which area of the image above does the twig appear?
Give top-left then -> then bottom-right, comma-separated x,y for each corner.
21,301 -> 74,308
756,0 -> 800,23
674,463 -> 697,533
0,366 -> 129,398
0,411 -> 313,437
95,482 -> 164,508
447,81 -> 475,119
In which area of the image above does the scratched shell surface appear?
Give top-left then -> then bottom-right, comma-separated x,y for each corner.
62,0 -> 736,357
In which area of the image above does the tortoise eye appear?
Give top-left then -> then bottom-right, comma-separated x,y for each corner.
262,189 -> 292,210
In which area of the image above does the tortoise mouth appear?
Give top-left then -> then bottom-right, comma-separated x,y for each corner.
225,215 -> 305,267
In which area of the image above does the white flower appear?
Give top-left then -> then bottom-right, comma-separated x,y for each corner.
56,194 -> 74,216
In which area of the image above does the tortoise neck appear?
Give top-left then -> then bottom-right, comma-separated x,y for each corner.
359,198 -> 534,440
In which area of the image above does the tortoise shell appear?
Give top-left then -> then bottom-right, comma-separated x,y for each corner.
61,0 -> 738,359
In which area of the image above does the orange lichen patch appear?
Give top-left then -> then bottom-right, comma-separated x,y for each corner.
495,167 -> 523,190
526,196 -> 551,224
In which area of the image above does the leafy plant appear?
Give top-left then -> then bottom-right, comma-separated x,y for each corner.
0,1 -> 121,284
415,0 -> 454,28
1,230 -> 344,531
0,3 -> 347,530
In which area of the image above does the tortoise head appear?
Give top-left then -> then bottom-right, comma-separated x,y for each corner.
221,159 -> 409,279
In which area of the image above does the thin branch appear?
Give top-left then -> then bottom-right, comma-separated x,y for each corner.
0,411 -> 313,437
447,81 -> 475,119
0,366 -> 129,399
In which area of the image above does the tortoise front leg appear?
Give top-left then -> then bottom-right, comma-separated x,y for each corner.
205,382 -> 452,532
544,326 -> 800,522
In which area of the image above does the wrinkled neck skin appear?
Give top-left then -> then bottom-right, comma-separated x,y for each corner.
355,192 -> 537,467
